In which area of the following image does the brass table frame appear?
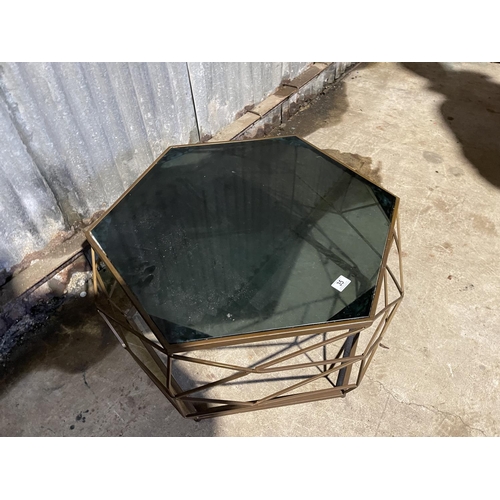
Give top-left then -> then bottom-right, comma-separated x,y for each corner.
85,138 -> 404,420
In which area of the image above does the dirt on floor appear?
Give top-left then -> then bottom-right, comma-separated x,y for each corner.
0,255 -> 93,377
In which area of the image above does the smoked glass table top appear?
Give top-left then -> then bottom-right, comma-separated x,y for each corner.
91,137 -> 397,344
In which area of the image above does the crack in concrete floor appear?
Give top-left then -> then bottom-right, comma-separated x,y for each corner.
367,376 -> 487,437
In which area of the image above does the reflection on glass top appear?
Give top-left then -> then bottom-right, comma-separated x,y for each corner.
91,137 -> 396,344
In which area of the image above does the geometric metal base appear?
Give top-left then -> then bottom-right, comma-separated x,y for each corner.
90,216 -> 403,420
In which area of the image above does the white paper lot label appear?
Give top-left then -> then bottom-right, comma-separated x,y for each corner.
331,275 -> 351,292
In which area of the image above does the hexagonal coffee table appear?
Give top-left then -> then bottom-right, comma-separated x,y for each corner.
85,136 -> 403,420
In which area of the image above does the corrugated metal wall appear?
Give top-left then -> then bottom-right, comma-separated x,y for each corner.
187,62 -> 309,139
0,62 -> 317,274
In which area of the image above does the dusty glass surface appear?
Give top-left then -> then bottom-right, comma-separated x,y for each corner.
91,137 -> 396,343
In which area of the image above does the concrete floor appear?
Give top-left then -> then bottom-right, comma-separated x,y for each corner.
1,62 -> 499,436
